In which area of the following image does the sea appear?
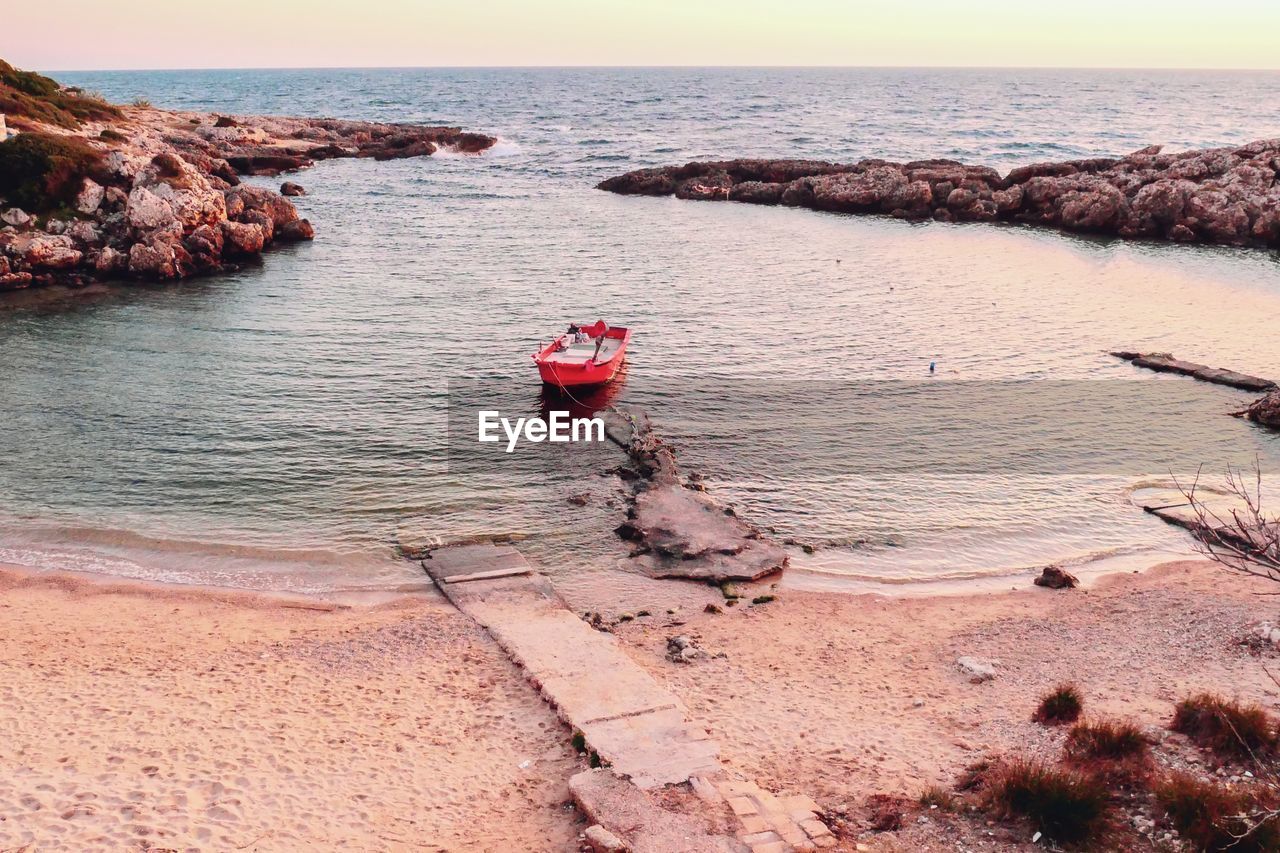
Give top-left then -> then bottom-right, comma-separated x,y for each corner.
2,67 -> 1279,596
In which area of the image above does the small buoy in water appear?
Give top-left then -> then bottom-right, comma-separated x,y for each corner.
929,361 -> 936,373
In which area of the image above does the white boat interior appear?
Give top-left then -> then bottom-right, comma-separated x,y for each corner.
543,337 -> 623,364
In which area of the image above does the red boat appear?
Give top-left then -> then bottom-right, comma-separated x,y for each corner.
532,320 -> 630,389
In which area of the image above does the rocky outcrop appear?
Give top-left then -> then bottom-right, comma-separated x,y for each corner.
0,61 -> 497,290
599,140 -> 1280,250
1241,390 -> 1280,429
174,114 -> 497,176
605,408 -> 787,582
1111,351 -> 1276,393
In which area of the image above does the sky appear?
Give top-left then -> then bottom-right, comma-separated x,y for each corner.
4,0 -> 1279,71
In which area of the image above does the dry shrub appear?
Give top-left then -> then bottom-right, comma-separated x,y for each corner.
986,758 -> 1112,846
865,793 -> 907,832
1033,684 -> 1084,725
1156,772 -> 1280,852
1172,693 -> 1278,759
1064,718 -> 1152,784
0,132 -> 104,211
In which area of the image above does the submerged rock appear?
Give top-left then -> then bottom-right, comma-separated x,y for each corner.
599,139 -> 1280,250
605,408 -> 787,583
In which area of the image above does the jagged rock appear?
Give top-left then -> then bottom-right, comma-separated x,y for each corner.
104,186 -> 129,210
183,223 -> 224,269
135,156 -> 227,232
280,181 -> 305,196
128,235 -> 180,278
812,166 -> 907,211
277,218 -> 315,241
76,178 -> 105,214
1034,565 -> 1079,589
226,184 -> 301,230
65,220 -> 102,247
1241,390 -> 1280,429
126,186 -> 175,231
1,208 -> 31,227
0,68 -> 495,288
242,209 -> 275,241
728,180 -> 785,204
94,247 -> 127,274
221,220 -> 266,255
11,234 -> 82,269
0,271 -> 34,290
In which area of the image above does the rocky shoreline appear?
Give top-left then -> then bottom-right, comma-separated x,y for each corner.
0,61 -> 495,290
598,139 -> 1280,249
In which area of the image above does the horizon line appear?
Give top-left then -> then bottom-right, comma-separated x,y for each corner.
43,63 -> 1280,74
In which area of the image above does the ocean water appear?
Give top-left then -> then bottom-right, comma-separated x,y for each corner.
2,67 -> 1279,594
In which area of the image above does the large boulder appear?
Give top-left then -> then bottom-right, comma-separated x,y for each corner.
1125,179 -> 1196,237
11,234 -> 82,270
220,220 -> 266,255
65,220 -> 102,247
224,184 -> 302,230
1184,189 -> 1252,244
94,246 -> 128,275
76,179 -> 106,215
134,153 -> 227,232
1,208 -> 32,228
126,186 -> 177,232
277,218 -> 315,241
1242,390 -> 1280,429
128,235 -> 180,279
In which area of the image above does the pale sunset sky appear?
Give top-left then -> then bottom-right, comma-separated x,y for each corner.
5,0 -> 1278,71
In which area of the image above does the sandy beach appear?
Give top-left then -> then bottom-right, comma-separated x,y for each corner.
0,565 -> 584,852
3,557 -> 1277,850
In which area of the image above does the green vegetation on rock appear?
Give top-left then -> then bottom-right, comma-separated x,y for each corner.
0,59 -> 121,129
0,132 -> 104,212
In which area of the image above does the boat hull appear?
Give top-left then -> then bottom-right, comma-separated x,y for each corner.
536,354 -> 625,388
532,324 -> 630,390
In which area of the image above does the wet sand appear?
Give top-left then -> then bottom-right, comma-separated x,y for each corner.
3,558 -> 1275,851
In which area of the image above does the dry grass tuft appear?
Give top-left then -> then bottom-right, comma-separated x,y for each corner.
985,758 -> 1112,846
1172,693 -> 1278,759
1155,772 -> 1280,853
1033,684 -> 1084,726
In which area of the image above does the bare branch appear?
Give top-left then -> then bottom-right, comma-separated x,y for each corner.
1175,459 -> 1280,584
